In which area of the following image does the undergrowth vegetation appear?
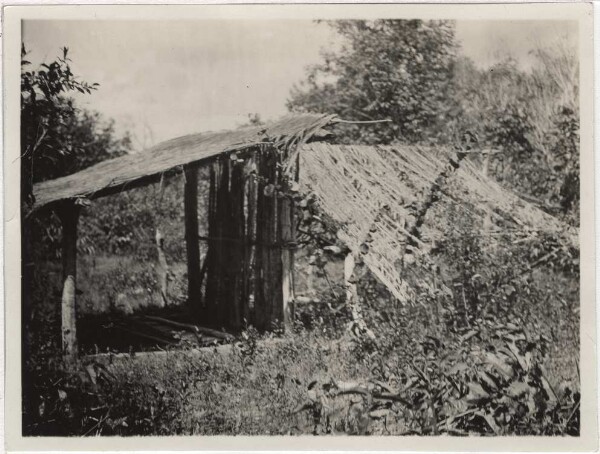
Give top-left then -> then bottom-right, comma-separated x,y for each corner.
23,221 -> 579,436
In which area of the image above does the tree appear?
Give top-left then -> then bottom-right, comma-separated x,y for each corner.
452,46 -> 579,223
287,20 -> 460,144
30,110 -> 134,261
54,110 -> 131,177
21,45 -> 98,209
21,44 -> 133,258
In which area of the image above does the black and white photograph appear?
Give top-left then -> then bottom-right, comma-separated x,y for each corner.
2,2 -> 596,450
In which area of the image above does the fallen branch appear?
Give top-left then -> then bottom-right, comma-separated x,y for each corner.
564,400 -> 580,429
332,379 -> 371,396
83,408 -> 111,436
143,315 -> 235,341
368,379 -> 398,394
372,391 -> 412,406
333,118 -> 393,125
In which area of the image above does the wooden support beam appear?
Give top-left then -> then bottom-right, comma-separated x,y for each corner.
214,159 -> 230,328
344,253 -> 358,311
228,161 -> 246,330
280,196 -> 295,331
204,162 -> 219,324
58,203 -> 80,365
254,149 -> 284,331
243,158 -> 258,326
345,253 -> 375,341
184,165 -> 202,318
155,228 -> 169,307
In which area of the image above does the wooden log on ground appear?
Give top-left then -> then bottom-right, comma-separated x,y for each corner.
184,165 -> 202,317
143,315 -> 235,341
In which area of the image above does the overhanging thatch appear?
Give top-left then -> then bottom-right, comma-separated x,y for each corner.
298,143 -> 577,302
31,114 -> 335,211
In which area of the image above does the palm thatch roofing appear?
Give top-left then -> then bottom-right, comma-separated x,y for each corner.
32,114 -> 335,211
298,143 -> 577,302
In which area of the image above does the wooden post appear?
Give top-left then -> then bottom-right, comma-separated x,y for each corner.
184,165 -> 202,318
255,149 -> 283,331
253,154 -> 267,329
280,196 -> 295,330
345,252 -> 375,340
215,159 -> 230,328
155,228 -> 169,307
58,203 -> 80,365
244,158 -> 258,325
482,153 -> 493,232
344,253 -> 358,309
228,160 -> 246,330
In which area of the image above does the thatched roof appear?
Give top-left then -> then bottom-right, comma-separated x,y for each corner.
32,112 -> 575,304
32,114 -> 335,211
298,143 -> 577,302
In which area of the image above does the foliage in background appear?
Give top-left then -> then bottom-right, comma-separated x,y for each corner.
22,46 -> 99,206
452,46 -> 579,223
288,20 -> 459,145
23,46 -> 133,261
289,21 -> 579,224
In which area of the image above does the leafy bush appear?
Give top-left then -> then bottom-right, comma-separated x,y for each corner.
290,190 -> 579,436
294,323 -> 579,436
288,20 -> 459,145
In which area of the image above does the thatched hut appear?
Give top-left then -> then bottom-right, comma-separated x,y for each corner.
29,113 -> 574,361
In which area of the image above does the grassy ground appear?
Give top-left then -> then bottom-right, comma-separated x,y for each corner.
83,333 -> 368,435
25,243 -> 580,436
24,312 -> 580,436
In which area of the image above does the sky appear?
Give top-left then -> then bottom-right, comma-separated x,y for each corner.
22,19 -> 577,148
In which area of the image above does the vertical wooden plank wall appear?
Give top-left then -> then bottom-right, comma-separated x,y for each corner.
204,161 -> 220,324
205,157 -> 250,330
202,146 -> 294,332
242,156 -> 258,326
228,161 -> 246,330
265,149 -> 284,329
254,148 -> 286,331
184,165 -> 202,318
214,158 -> 230,327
